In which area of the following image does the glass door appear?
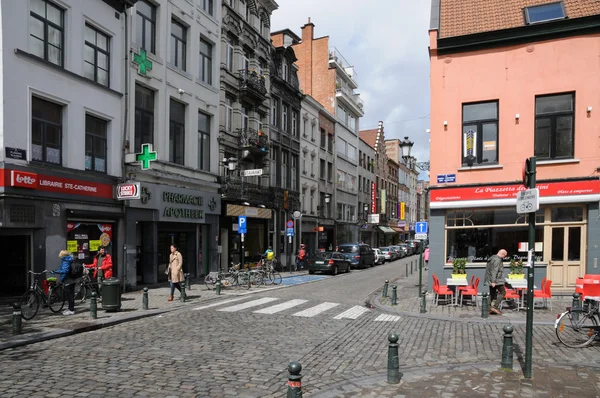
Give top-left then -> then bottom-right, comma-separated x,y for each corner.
549,226 -> 583,289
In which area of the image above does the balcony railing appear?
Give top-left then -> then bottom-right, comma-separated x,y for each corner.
335,84 -> 364,112
238,69 -> 267,100
328,47 -> 357,87
239,128 -> 269,155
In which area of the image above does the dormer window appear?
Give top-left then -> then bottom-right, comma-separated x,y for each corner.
524,2 -> 566,25
282,59 -> 289,81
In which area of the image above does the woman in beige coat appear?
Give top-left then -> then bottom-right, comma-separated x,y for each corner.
168,244 -> 184,301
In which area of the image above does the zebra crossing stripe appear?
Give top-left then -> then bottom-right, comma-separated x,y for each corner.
374,314 -> 401,322
333,305 -> 370,320
193,297 -> 247,310
217,297 -> 279,312
254,299 -> 308,314
293,302 -> 340,317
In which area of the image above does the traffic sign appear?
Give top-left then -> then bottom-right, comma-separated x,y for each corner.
287,220 -> 294,228
286,227 -> 294,236
292,211 -> 302,219
238,215 -> 247,234
415,233 -> 428,240
415,222 -> 428,234
516,188 -> 539,214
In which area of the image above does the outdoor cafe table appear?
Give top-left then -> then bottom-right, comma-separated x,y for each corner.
504,278 -> 537,309
446,278 -> 469,306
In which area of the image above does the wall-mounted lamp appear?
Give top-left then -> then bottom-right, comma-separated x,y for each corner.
178,88 -> 185,95
588,106 -> 593,113
443,121 -> 448,126
515,113 -> 520,120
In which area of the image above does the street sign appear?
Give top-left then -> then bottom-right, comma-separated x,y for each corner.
116,182 -> 140,200
367,214 -> 380,224
415,233 -> 428,240
286,227 -> 294,236
415,221 -> 428,234
238,215 -> 247,234
292,211 -> 301,219
243,169 -> 263,177
516,188 -> 539,214
437,174 -> 456,183
287,220 -> 294,228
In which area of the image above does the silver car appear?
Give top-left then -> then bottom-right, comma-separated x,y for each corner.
372,249 -> 385,265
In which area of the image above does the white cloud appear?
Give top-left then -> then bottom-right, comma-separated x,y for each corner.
271,0 -> 432,168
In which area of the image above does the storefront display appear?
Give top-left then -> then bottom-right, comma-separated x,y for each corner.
67,222 -> 114,265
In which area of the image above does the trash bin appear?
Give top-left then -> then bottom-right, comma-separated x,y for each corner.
101,278 -> 121,312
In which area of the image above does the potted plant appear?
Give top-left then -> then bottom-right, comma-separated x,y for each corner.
451,258 -> 467,279
509,257 -> 524,279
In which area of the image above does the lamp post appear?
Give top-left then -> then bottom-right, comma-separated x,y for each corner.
324,194 -> 331,250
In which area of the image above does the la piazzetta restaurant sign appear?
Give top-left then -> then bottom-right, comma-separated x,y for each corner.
431,179 -> 600,207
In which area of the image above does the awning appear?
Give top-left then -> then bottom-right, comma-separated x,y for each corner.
378,226 -> 396,234
391,227 -> 404,233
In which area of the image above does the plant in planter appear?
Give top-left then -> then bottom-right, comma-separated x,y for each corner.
509,257 -> 524,279
451,258 -> 467,279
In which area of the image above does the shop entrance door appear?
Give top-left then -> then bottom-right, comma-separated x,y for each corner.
0,235 -> 30,298
548,226 -> 583,289
157,232 -> 188,283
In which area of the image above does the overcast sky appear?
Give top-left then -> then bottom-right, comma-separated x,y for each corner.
271,0 -> 432,176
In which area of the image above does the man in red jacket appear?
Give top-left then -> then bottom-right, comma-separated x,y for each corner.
85,246 -> 113,280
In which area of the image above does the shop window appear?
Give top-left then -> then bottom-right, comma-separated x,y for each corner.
446,225 -> 544,264
67,222 -> 114,266
446,208 -> 544,226
551,206 -> 583,222
461,101 -> 499,166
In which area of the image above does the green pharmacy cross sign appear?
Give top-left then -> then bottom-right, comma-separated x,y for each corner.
133,48 -> 153,75
136,143 -> 158,170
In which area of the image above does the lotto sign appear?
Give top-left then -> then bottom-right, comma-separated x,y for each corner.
116,182 -> 140,200
10,170 -> 38,189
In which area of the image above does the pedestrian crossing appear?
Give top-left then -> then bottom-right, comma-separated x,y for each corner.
193,297 -> 401,323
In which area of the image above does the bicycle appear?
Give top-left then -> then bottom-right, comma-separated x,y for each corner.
257,258 -> 282,285
20,270 -> 65,320
75,267 -> 101,303
204,264 -> 250,290
555,298 -> 600,348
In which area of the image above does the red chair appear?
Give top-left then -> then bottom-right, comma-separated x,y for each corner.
500,288 -> 521,311
458,275 -> 475,296
533,277 -> 547,296
533,279 -> 553,310
460,277 -> 480,307
432,274 -> 454,306
578,279 -> 598,300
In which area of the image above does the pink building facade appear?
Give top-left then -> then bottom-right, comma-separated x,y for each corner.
428,0 -> 600,290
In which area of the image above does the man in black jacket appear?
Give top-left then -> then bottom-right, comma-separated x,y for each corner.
485,249 -> 508,315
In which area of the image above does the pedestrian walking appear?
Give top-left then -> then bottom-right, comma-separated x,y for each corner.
168,244 -> 184,302
485,249 -> 508,315
423,247 -> 430,270
296,244 -> 307,272
54,250 -> 76,315
84,246 -> 113,280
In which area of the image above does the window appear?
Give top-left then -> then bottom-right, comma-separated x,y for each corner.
32,97 -> 62,164
270,149 -> 277,186
240,0 -> 247,19
291,155 -> 297,191
241,104 -> 249,130
462,101 -> 499,166
282,59 -> 289,81
311,123 -> 315,141
136,0 -> 156,53
320,128 -> 326,148
347,144 -> 357,162
199,39 -> 212,85
242,48 -> 251,71
229,0 -> 235,7
535,93 -> 574,160
310,190 -> 314,213
170,19 -> 187,70
320,159 -> 325,179
29,0 -> 64,66
282,105 -> 288,132
303,118 -> 308,138
169,99 -> 185,165
226,36 -> 234,71
225,97 -> 233,131
271,98 -> 278,126
202,0 -> 214,16
85,115 -> 107,173
198,112 -> 210,171
258,113 -> 265,132
135,84 -> 154,152
84,24 -> 110,86
524,2 -> 566,24
302,188 -> 307,212
310,154 -> 315,176
291,112 -> 298,137
281,151 -> 288,188
302,152 -> 307,174
327,162 -> 333,182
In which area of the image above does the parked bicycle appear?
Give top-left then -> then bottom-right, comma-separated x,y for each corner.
257,257 -> 282,285
20,270 -> 65,320
204,264 -> 250,290
75,267 -> 101,303
555,298 -> 600,348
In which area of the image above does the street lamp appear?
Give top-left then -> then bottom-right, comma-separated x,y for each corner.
399,137 -> 430,171
222,157 -> 238,172
325,194 -> 331,218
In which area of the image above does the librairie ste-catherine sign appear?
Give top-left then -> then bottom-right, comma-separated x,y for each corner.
430,179 -> 600,203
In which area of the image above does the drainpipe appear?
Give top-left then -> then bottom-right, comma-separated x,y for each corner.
120,7 -> 130,291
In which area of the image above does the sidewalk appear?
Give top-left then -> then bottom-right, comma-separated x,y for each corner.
0,271 -> 310,351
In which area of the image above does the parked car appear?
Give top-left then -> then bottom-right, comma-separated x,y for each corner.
398,243 -> 410,257
378,247 -> 393,262
390,246 -> 405,259
372,249 -> 385,265
308,251 -> 351,275
337,243 -> 375,269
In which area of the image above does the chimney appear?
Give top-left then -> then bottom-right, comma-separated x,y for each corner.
301,17 -> 315,42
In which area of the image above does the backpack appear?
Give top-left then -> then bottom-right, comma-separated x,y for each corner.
70,262 -> 84,278
266,251 -> 274,261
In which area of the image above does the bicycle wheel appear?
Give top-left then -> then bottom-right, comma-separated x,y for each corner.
204,274 -> 216,290
77,284 -> 89,303
20,290 -> 40,320
237,272 -> 251,290
555,310 -> 598,348
48,285 -> 65,313
251,272 -> 264,287
269,272 -> 282,285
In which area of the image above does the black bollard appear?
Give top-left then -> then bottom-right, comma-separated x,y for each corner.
482,293 -> 489,319
420,289 -> 427,313
382,280 -> 389,298
180,282 -> 186,302
411,261 -> 413,274
387,332 -> 402,384
142,287 -> 149,310
12,303 -> 22,335
501,324 -> 514,370
185,273 -> 192,290
572,293 -> 580,321
287,361 -> 302,397
391,285 -> 397,306
405,263 -> 408,277
90,291 -> 98,319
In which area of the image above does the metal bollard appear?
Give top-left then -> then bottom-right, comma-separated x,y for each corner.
12,303 -> 22,335
90,291 -> 97,319
405,263 -> 408,277
142,287 -> 149,310
215,277 -> 221,295
287,361 -> 302,397
185,273 -> 192,290
180,282 -> 186,302
382,280 -> 389,298
420,289 -> 427,313
572,293 -> 581,321
411,261 -> 413,274
501,324 -> 514,370
482,293 -> 489,319
387,332 -> 402,384
391,285 -> 397,306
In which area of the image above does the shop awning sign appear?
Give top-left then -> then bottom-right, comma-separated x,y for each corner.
116,182 -> 140,200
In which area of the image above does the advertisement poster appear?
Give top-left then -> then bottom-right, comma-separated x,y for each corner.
66,222 -> 113,264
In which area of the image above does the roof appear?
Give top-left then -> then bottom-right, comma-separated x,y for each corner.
359,129 -> 378,149
439,0 -> 600,38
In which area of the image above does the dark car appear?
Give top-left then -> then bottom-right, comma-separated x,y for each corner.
309,251 -> 351,275
337,243 -> 375,269
398,243 -> 410,257
390,246 -> 405,259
